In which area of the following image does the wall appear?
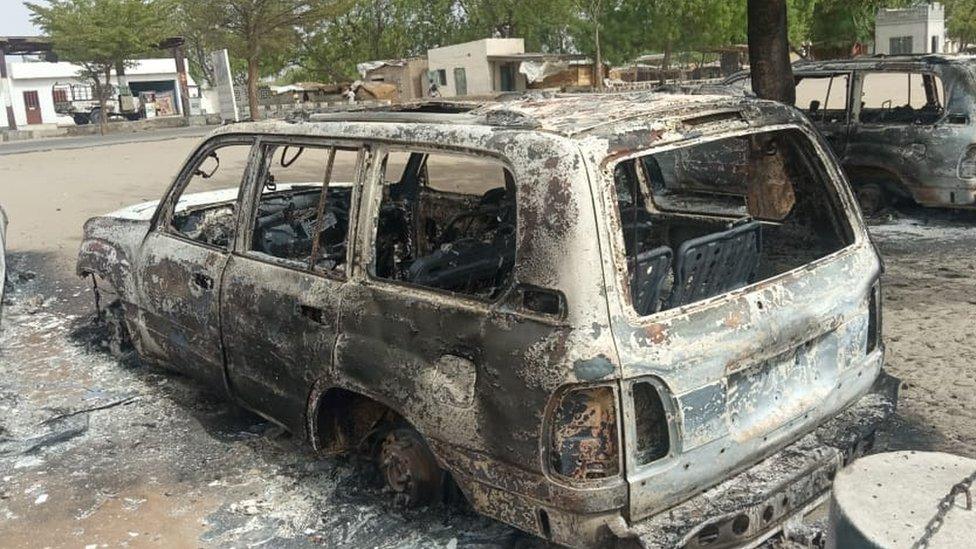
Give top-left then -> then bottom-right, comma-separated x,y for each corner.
5,59 -> 194,126
428,39 -> 524,97
875,3 -> 945,54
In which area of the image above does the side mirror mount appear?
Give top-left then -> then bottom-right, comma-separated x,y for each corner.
809,100 -> 821,114
194,152 -> 220,179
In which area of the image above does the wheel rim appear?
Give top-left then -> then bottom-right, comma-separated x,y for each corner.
378,430 -> 440,507
856,184 -> 884,215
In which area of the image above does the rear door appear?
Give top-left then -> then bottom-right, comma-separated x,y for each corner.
219,139 -> 365,433
795,72 -> 852,155
135,135 -> 257,388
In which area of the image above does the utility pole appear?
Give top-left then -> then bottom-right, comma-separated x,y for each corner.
0,47 -> 17,130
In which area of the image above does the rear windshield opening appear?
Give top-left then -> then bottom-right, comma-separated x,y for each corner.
613,129 -> 854,316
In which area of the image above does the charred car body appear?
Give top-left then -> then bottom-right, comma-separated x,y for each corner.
726,55 -> 976,212
77,94 -> 896,548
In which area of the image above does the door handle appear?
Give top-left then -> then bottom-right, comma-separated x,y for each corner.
192,272 -> 214,290
299,304 -> 326,324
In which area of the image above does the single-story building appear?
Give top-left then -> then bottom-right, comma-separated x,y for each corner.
427,38 -> 527,97
426,38 -> 597,98
875,2 -> 954,55
358,57 -> 429,100
0,57 -> 197,128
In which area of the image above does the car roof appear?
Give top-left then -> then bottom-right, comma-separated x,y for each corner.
217,92 -> 774,141
794,54 -> 976,72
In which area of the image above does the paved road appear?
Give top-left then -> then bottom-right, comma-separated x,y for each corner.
0,125 -> 214,156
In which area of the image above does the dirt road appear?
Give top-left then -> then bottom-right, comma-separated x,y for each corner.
0,135 -> 974,548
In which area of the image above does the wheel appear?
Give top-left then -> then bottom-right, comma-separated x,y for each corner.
855,183 -> 887,216
104,299 -> 133,359
89,107 -> 102,124
72,113 -> 90,125
378,427 -> 444,507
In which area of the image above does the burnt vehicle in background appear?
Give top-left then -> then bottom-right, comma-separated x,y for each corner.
76,95 -> 896,548
725,55 -> 976,213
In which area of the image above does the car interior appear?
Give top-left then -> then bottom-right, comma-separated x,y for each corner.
374,151 -> 516,299
858,72 -> 945,125
614,130 -> 853,316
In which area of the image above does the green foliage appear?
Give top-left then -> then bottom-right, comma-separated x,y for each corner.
173,0 -> 931,86
295,0 -> 461,81
27,0 -> 175,72
592,0 -> 747,65
808,0 -> 911,52
946,0 -> 976,49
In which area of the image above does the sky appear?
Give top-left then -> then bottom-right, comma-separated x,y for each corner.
0,0 -> 46,37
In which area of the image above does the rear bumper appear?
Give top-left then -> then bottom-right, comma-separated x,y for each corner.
620,372 -> 899,549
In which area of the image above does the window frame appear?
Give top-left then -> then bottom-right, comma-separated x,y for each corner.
602,123 -> 862,321
855,70 -> 946,126
238,136 -> 369,282
151,134 -> 258,253
794,72 -> 852,124
362,144 -> 519,306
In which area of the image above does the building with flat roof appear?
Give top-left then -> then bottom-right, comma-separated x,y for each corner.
875,3 -> 950,55
1,56 -> 196,129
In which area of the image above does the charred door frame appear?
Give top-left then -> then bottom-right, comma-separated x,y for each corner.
218,135 -> 369,431
135,134 -> 260,388
846,69 -> 945,198
794,71 -> 854,157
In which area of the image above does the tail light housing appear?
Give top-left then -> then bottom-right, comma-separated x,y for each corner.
632,381 -> 671,465
867,282 -> 882,354
549,386 -> 619,480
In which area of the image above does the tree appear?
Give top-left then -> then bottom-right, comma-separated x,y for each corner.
27,0 -> 174,133
456,0 -> 576,52
296,0 -> 460,82
195,0 -> 352,120
946,0 -> 976,50
575,0 -> 608,89
747,0 -> 795,104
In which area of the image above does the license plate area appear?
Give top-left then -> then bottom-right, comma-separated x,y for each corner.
726,331 -> 840,443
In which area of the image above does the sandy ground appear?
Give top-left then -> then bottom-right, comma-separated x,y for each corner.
0,136 -> 974,547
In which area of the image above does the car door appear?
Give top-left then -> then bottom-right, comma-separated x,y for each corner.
333,146 -> 564,461
795,72 -> 852,156
133,135 -> 257,390
847,70 -> 947,189
219,139 -> 366,433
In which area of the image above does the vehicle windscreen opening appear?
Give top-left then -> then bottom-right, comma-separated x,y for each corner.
613,129 -> 854,316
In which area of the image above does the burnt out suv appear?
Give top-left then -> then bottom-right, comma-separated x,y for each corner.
726,55 -> 976,212
77,95 -> 896,548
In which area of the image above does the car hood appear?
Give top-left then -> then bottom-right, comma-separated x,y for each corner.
102,187 -> 245,222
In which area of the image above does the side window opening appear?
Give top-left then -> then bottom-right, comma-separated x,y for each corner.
795,74 -> 849,123
612,129 -> 853,316
374,150 -> 516,300
859,72 -> 945,125
249,144 -> 360,275
170,141 -> 253,249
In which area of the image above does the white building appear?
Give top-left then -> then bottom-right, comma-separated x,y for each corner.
426,38 -> 528,98
875,3 -> 951,55
0,58 -> 196,129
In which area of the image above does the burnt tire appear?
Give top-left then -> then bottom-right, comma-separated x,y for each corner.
104,299 -> 134,359
378,427 -> 444,507
855,183 -> 887,216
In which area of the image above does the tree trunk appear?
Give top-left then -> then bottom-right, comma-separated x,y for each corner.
747,0 -> 795,104
594,21 -> 603,90
247,57 -> 261,121
661,42 -> 673,84
98,67 -> 111,136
